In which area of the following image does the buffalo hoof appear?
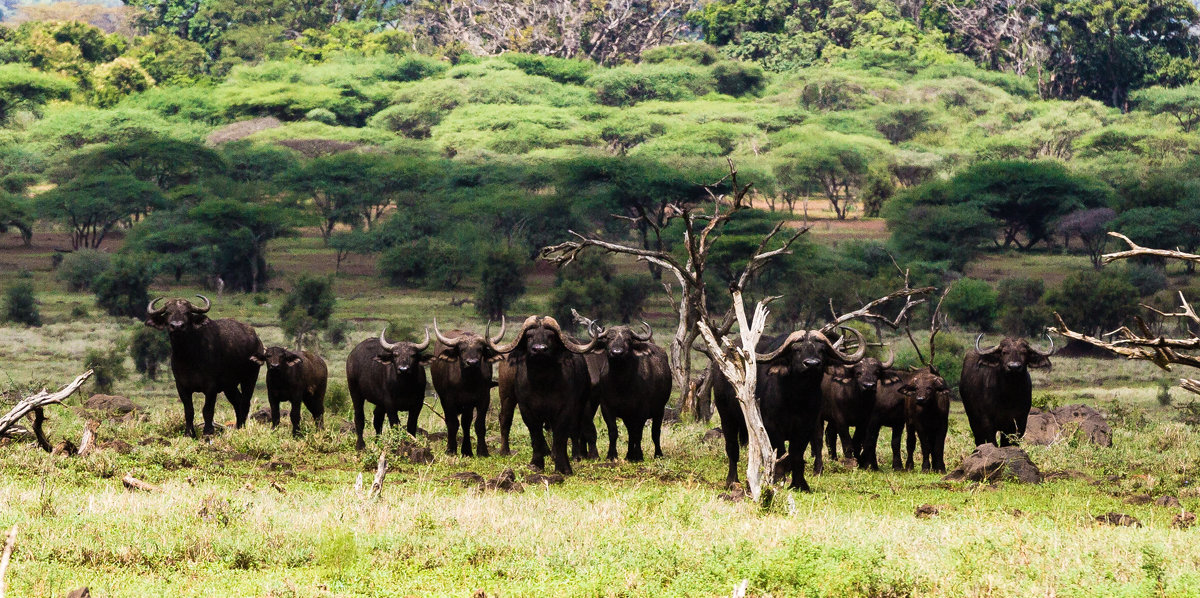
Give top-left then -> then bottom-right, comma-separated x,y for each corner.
355,440 -> 366,451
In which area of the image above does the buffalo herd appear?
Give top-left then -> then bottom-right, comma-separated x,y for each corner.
145,295 -> 1056,489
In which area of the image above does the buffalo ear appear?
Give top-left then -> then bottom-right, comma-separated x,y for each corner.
882,375 -> 901,385
373,353 -> 392,365
191,314 -> 210,329
146,317 -> 166,330
834,376 -> 852,384
286,354 -> 303,366
1028,353 -> 1051,369
249,355 -> 264,365
487,352 -> 506,363
417,352 -> 435,365
767,365 -> 788,376
898,384 -> 917,396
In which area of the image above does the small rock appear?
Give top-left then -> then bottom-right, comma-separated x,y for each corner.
1124,494 -> 1153,506
1023,409 -> 1061,446
139,437 -> 170,447
447,471 -> 485,486
702,428 -> 724,442
944,445 -> 1042,484
427,431 -> 448,442
84,394 -> 140,415
718,482 -> 747,502
249,407 -> 286,425
482,468 -> 523,493
525,472 -> 564,486
1095,512 -> 1142,527
64,588 -> 90,598
406,446 -> 434,464
100,439 -> 133,454
1155,495 -> 1182,508
914,504 -> 941,519
1172,511 -> 1196,529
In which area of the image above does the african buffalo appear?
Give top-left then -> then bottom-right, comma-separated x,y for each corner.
818,349 -> 894,465
146,295 -> 263,437
581,321 -> 672,462
960,335 -> 1053,447
858,368 -> 908,471
713,328 -> 865,491
252,346 -> 327,436
346,329 -> 431,450
901,367 -> 950,472
429,319 -> 506,457
494,316 -> 596,474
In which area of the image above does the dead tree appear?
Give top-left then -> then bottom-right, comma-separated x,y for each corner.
541,160 -> 808,420
0,370 -> 93,448
1051,233 -> 1200,394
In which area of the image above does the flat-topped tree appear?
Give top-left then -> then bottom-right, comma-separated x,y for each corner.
1051,232 -> 1200,394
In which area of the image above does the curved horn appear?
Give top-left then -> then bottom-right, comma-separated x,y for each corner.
831,326 -> 866,363
488,315 -> 534,354
1031,332 -> 1055,356
544,316 -> 599,353
433,317 -> 458,346
146,297 -> 165,317
488,316 -> 507,345
588,320 -> 603,340
632,321 -> 652,342
754,330 -> 807,362
881,345 -> 895,369
413,327 -> 431,351
975,333 -> 1001,355
192,294 -> 211,313
379,328 -> 397,352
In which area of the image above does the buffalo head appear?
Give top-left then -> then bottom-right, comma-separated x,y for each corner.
251,346 -> 302,369
975,334 -> 1053,373
849,347 -> 895,391
899,369 -> 949,406
146,295 -> 211,333
488,315 -> 598,359
432,317 -> 506,367
585,320 -> 654,362
756,327 -> 866,373
375,328 -> 432,373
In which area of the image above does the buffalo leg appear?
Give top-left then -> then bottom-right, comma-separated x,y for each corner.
722,424 -> 742,486
788,435 -> 810,492
353,400 -> 366,450
933,423 -> 947,473
650,414 -> 663,458
238,376 -> 256,423
474,402 -> 489,457
289,399 -> 302,437
626,418 -> 646,463
445,410 -> 460,455
551,422 -> 574,475
181,392 -> 197,438
269,397 -> 281,429
836,425 -> 854,464
918,426 -> 933,472
905,426 -> 916,471
498,395 -> 517,456
459,411 -> 474,457
859,423 -> 880,470
890,426 -> 904,470
522,409 -> 548,471
201,391 -> 219,436
824,423 -> 838,461
601,405 -> 619,461
810,419 -> 824,476
373,406 -> 385,435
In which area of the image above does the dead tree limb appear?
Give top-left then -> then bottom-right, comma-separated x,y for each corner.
121,473 -> 159,492
0,370 -> 93,439
77,420 -> 99,458
0,525 -> 15,598
368,451 -> 387,500
1101,232 -> 1200,265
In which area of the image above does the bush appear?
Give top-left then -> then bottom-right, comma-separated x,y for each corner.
997,277 -> 1051,336
304,108 -> 338,124
279,276 -> 336,347
641,43 -> 721,66
588,64 -> 715,107
1123,263 -> 1167,296
500,53 -> 595,84
711,61 -> 766,96
379,238 -> 471,290
129,326 -> 170,381
3,282 -> 41,326
56,249 -> 111,292
943,278 -> 998,332
1046,269 -> 1138,336
94,254 -> 157,318
384,55 -> 449,82
475,248 -> 526,320
859,169 -> 894,218
326,382 -> 350,415
85,343 -> 127,394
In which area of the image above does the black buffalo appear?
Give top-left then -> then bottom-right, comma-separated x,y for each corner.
858,368 -> 909,471
429,319 -> 506,457
494,316 -> 596,474
252,346 -> 327,436
146,295 -> 263,437
900,367 -> 950,472
582,321 -> 672,462
817,349 -> 894,466
960,335 -> 1053,447
713,328 -> 865,491
346,329 -> 432,450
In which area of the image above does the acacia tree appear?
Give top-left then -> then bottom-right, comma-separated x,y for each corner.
1053,233 -> 1200,395
36,174 -> 166,249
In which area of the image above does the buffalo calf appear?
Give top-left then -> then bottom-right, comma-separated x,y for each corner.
252,347 -> 327,436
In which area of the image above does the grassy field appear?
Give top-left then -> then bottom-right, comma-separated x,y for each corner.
3,229 -> 1200,597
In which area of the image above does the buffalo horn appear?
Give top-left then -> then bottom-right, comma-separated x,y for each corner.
830,327 -> 866,363
1031,332 -> 1055,356
379,328 -> 397,351
975,334 -> 1001,355
632,321 -> 653,342
433,317 -> 458,346
146,297 -> 165,317
881,345 -> 895,369
487,315 -> 535,354
193,294 -> 211,313
588,321 -> 603,340
545,316 -> 599,353
487,316 -> 507,345
754,330 -> 808,362
414,327 -> 431,351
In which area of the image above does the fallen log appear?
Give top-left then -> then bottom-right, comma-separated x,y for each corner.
0,370 -> 93,440
121,473 -> 159,493
0,525 -> 16,598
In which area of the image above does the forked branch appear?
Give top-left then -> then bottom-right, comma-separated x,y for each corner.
0,370 -> 93,439
1102,232 -> 1200,265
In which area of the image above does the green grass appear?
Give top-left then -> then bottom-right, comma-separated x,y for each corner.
4,232 -> 1200,597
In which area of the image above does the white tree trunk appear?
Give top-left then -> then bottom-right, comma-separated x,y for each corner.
696,291 -> 775,503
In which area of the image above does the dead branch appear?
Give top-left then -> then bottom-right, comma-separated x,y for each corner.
819,266 -> 934,337
0,370 -> 93,438
368,451 -> 387,500
353,472 -> 364,494
0,525 -> 15,598
1050,313 -> 1200,371
121,473 -> 159,492
1102,232 -> 1200,265
77,420 -> 99,458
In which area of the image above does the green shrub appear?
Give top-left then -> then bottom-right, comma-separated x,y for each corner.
500,53 -> 595,84
379,238 -> 471,290
85,343 -> 128,394
997,277 -> 1050,336
384,55 -> 448,82
475,248 -> 526,320
711,60 -> 766,96
1123,263 -> 1167,296
129,326 -> 170,381
94,254 -> 157,318
3,282 -> 41,326
943,278 -> 998,332
325,382 -> 350,415
305,108 -> 338,124
56,249 -> 111,291
588,64 -> 715,106
641,43 -> 721,66
1046,269 -> 1138,337
279,276 -> 336,347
